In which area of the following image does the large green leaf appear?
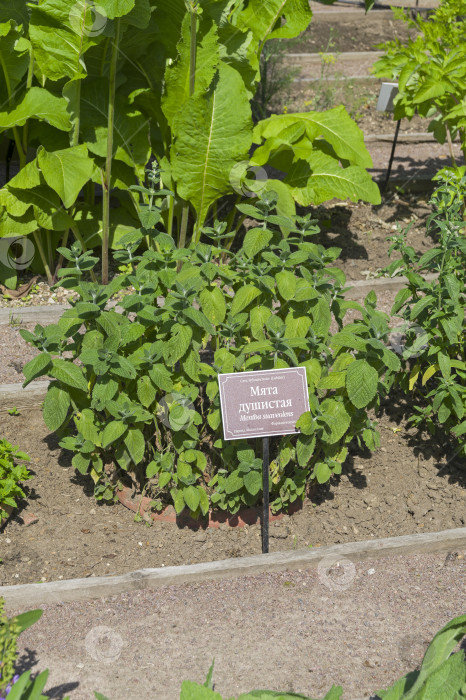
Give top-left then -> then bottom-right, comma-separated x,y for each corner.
0,209 -> 38,237
0,87 -> 71,131
22,353 -> 52,387
50,358 -> 88,392
199,287 -> 226,325
80,78 -> 150,166
29,0 -> 105,80
253,107 -> 373,168
162,11 -> 220,126
101,420 -> 127,448
319,399 -> 350,444
231,284 -> 261,315
43,383 -> 71,431
346,359 -> 378,409
0,0 -> 31,27
171,61 -> 253,236
0,184 -> 74,231
124,427 -> 145,465
38,145 -> 95,208
0,21 -> 30,96
236,0 -> 312,46
287,154 -> 381,206
151,0 -> 186,59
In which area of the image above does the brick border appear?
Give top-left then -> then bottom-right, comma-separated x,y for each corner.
117,485 -> 303,529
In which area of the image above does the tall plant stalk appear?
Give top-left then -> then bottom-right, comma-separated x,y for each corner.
178,6 -> 197,249
102,19 -> 121,284
32,231 -> 53,286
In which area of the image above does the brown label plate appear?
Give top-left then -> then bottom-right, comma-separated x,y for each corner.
218,367 -> 310,441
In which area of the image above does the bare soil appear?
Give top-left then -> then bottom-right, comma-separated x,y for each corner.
11,550 -> 466,700
1,398 -> 465,587
294,13 -> 418,53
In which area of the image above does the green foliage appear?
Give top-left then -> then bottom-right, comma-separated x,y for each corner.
22,184 -> 393,516
0,597 -> 43,698
0,0 -> 379,290
377,614 -> 466,699
373,0 -> 466,164
0,438 -> 31,522
384,168 -> 466,458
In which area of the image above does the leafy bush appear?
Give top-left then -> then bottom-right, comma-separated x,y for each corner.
0,598 -> 42,700
373,0 -> 466,165
0,0 -> 379,288
21,182 -> 395,517
0,439 -> 31,522
384,168 -> 466,458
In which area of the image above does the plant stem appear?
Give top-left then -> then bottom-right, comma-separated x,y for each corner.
71,224 -> 98,283
179,206 -> 189,250
0,51 -> 26,168
446,123 -> 457,168
32,230 -> 54,286
102,18 -> 121,284
167,195 -> 175,239
54,228 -> 70,279
22,48 -> 35,156
46,230 -> 53,274
179,7 -> 197,247
70,79 -> 81,148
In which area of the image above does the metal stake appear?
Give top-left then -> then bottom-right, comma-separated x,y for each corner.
381,119 -> 401,193
262,436 -> 270,554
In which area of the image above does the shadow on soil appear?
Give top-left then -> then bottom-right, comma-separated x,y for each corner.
379,391 -> 466,490
15,649 -> 79,700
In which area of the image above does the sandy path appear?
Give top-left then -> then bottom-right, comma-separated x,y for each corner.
13,549 -> 466,700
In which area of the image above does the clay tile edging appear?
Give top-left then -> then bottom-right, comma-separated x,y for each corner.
117,486 -> 303,529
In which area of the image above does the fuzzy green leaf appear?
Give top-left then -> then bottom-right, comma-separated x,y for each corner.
22,353 -> 52,387
346,360 -> 378,409
231,285 -> 261,316
124,427 -> 145,465
50,359 -> 88,392
101,420 -> 127,448
43,383 -> 70,431
199,287 -> 227,325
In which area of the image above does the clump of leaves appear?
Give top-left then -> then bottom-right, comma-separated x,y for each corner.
21,178 -> 396,518
0,598 -> 42,699
384,167 -> 466,458
373,0 -> 466,165
0,439 -> 31,522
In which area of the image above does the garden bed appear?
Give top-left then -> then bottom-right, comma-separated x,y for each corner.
1,399 -> 464,587
293,9 -> 418,53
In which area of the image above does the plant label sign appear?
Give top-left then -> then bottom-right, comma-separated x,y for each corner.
218,367 -> 310,441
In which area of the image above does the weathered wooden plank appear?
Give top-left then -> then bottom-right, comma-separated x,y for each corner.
3,527 -> 465,609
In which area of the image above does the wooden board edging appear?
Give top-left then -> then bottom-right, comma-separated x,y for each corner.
2,527 -> 465,610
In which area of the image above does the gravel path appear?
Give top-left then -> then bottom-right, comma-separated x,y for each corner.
12,549 -> 466,700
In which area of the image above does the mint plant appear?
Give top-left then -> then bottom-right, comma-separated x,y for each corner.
373,0 -> 466,165
0,439 -> 31,522
21,180 -> 395,517
384,168 -> 466,458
